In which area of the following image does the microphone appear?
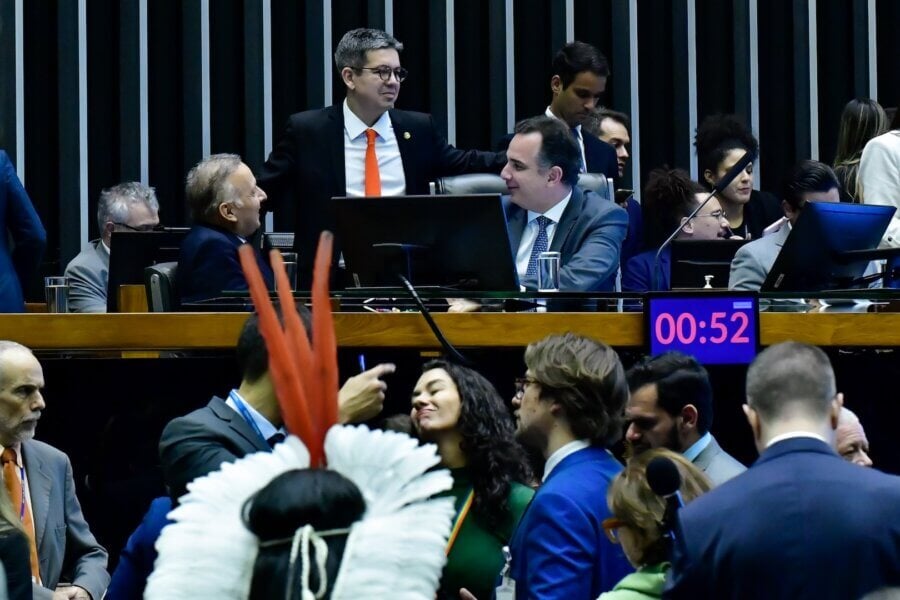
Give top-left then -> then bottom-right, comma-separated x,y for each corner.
646,456 -> 685,557
651,149 -> 756,290
396,274 -> 472,367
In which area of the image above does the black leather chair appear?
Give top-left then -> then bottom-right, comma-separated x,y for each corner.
144,262 -> 178,312
433,172 -> 613,201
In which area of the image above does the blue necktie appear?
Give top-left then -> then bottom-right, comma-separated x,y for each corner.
526,216 -> 552,278
571,127 -> 586,172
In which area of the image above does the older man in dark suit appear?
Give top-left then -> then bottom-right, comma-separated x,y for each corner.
0,341 -> 108,600
259,28 -> 504,279
665,342 -> 900,599
502,116 -> 626,292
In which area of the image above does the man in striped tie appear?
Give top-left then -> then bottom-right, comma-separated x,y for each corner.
0,341 -> 109,600
500,116 -> 627,291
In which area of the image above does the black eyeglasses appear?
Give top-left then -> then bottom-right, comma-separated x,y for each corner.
356,66 -> 408,83
514,376 -> 539,399
112,222 -> 165,232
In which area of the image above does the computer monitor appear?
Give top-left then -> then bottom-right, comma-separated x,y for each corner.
761,202 -> 896,292
106,228 -> 189,312
333,194 -> 519,291
670,239 -> 749,289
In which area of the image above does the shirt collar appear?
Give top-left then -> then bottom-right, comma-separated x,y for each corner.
528,189 -> 572,225
682,431 -> 712,462
226,390 -> 281,441
0,442 -> 24,467
766,431 -> 829,448
343,99 -> 392,141
543,439 -> 591,482
544,106 -> 578,135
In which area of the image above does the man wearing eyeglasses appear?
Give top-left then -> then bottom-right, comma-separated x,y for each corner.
64,182 -> 160,312
259,27 -> 505,281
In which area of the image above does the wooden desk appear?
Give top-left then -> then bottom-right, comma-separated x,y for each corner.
1,311 -> 899,351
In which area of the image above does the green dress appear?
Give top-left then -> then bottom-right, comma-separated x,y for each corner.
438,467 -> 534,600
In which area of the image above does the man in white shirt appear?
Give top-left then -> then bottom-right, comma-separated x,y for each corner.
502,116 -> 627,291
505,333 -> 631,599
64,183 -> 160,313
666,342 -> 900,599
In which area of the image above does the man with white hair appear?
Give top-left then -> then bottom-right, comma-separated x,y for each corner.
64,182 -> 160,312
836,406 -> 872,467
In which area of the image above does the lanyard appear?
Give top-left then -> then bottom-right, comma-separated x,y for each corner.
229,390 -> 268,446
17,464 -> 25,520
445,488 -> 474,556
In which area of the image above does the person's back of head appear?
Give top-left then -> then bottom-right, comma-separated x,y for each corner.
243,469 -> 367,600
835,98 -> 889,166
607,448 -> 711,567
641,168 -> 707,247
236,306 -> 312,384
626,352 -> 714,436
524,333 -> 628,447
745,342 -> 839,441
513,116 -> 582,189
552,41 -> 609,88
185,153 -> 244,226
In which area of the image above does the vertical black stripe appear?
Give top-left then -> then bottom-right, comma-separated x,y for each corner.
791,0 -> 811,160
182,0 -> 204,172
305,0 -> 326,108
428,0 -> 448,135
733,0 -> 752,123
244,0 -> 266,171
119,0 -> 141,182
0,0 -> 17,153
487,0 -> 510,144
671,0 -> 691,170
57,0 -> 82,264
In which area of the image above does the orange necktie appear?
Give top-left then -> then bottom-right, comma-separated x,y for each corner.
364,128 -> 382,197
2,447 -> 41,580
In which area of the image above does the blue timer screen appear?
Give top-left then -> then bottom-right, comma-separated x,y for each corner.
646,295 -> 759,364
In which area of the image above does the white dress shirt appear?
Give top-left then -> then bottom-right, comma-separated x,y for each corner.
545,106 -> 586,173
765,431 -> 829,448
343,100 -> 406,197
515,191 -> 572,280
542,439 -> 591,482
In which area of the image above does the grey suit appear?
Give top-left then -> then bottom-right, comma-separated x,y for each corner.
21,440 -> 109,600
728,224 -> 789,291
692,435 -> 746,486
159,396 -> 271,501
505,186 -> 627,291
64,240 -> 109,313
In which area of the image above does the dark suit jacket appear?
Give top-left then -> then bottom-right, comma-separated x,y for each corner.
508,446 -> 631,599
505,186 -> 627,291
176,223 -> 274,304
0,529 -> 31,600
622,246 -> 670,292
496,128 -> 618,181
259,104 -> 506,274
0,150 -> 46,312
21,440 -> 109,600
159,396 -> 272,500
665,437 -> 900,600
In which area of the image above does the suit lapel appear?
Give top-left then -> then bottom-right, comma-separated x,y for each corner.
209,397 -> 270,453
326,105 -> 347,196
505,199 -> 527,255
549,186 -> 583,253
389,110 -> 418,192
21,442 -> 52,564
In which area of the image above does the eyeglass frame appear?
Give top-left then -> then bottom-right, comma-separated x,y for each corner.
354,66 -> 408,83
513,376 -> 539,400
111,222 -> 165,232
691,207 -> 728,220
601,517 -> 626,543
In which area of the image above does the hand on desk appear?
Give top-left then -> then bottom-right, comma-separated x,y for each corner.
447,298 -> 482,313
338,363 -> 396,423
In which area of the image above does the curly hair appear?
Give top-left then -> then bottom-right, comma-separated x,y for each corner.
524,333 -> 629,447
694,114 -> 758,187
641,167 -> 705,248
421,359 -> 532,529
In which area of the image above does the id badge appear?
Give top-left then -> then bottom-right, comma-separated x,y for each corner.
495,575 -> 516,600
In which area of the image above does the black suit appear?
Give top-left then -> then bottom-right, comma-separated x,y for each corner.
496,128 -> 619,181
259,104 -> 506,274
158,396 -> 271,500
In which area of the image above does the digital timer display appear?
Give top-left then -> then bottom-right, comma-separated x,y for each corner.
645,294 -> 760,364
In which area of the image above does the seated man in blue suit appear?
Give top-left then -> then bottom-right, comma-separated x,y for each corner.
497,42 -> 618,181
501,333 -> 631,599
177,153 -> 274,304
665,342 -> 900,599
502,116 -> 627,291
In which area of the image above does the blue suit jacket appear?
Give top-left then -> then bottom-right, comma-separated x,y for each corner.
622,247 -> 670,292
665,437 -> 900,600
505,186 -> 627,291
176,223 -> 274,304
496,129 -> 618,181
105,496 -> 173,600
508,446 -> 631,599
0,150 -> 46,312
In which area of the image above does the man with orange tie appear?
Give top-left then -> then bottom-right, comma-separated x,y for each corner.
0,341 -> 108,600
259,27 -> 505,281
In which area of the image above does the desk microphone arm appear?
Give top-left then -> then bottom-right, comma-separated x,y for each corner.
397,274 -> 472,366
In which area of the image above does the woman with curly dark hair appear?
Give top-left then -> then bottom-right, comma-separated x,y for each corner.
411,359 -> 534,600
694,114 -> 782,240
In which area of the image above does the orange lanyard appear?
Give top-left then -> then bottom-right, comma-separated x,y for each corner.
445,489 -> 474,556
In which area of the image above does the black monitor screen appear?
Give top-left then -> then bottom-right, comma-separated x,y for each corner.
671,239 -> 749,289
333,194 -> 519,291
762,202 -> 895,292
107,229 -> 189,312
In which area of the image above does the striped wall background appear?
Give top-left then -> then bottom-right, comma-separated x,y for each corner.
0,0 -> 897,287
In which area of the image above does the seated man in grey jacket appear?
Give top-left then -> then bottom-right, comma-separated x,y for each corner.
625,351 -> 746,486
64,183 -> 160,312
